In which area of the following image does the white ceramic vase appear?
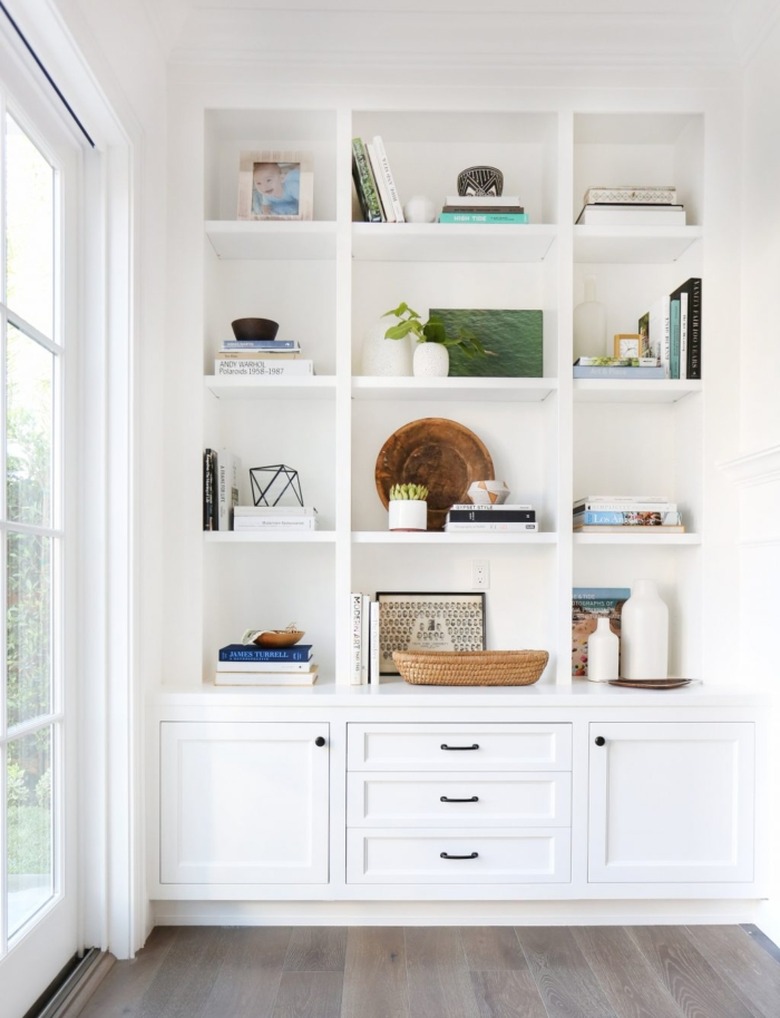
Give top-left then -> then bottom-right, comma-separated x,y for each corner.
587,616 -> 619,682
361,320 -> 412,376
573,276 -> 608,360
388,500 -> 428,531
413,341 -> 449,377
620,579 -> 669,679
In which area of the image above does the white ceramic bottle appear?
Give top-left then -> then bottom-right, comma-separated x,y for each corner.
587,616 -> 619,682
573,276 -> 607,360
620,579 -> 669,679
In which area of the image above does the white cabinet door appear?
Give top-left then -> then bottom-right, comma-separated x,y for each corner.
160,722 -> 329,884
588,722 -> 754,883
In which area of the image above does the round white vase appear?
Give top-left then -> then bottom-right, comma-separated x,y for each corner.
361,320 -> 412,376
620,579 -> 669,679
587,616 -> 619,682
413,342 -> 449,377
388,500 -> 428,531
403,195 -> 436,223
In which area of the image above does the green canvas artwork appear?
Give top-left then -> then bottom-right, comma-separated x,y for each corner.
429,308 -> 544,378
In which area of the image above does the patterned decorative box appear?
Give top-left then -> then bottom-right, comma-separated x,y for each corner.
583,185 -> 677,204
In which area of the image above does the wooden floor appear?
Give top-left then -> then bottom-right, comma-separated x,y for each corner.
76,924 -> 780,1018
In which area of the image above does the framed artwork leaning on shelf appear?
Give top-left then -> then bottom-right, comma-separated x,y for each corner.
237,149 -> 314,220
376,591 -> 486,675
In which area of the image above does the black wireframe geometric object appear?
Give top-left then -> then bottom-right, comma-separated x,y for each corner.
249,464 -> 304,507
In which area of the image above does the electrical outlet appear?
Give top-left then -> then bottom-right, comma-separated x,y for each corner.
472,559 -> 490,590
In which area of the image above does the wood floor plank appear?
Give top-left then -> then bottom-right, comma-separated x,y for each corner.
681,925 -> 780,1018
572,925 -> 683,1018
198,927 -> 293,1017
516,926 -> 620,1018
77,926 -> 179,1017
283,927 -> 347,971
340,926 -> 409,1018
134,926 -> 231,1018
271,970 -> 343,1018
628,925 -> 758,1018
469,969 -> 550,1018
405,927 -> 481,1018
459,927 -> 527,970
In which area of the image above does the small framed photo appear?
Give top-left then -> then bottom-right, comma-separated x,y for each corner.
613,333 -> 643,359
237,150 -> 314,221
375,591 -> 486,675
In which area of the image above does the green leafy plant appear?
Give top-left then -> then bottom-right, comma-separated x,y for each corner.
389,482 -> 429,501
382,302 -> 490,358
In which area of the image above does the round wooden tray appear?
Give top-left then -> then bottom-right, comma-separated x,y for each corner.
375,418 -> 494,531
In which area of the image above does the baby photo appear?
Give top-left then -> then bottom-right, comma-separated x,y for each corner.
237,149 -> 313,220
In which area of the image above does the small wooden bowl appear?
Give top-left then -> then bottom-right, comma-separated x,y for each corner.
231,317 -> 279,342
252,629 -> 304,648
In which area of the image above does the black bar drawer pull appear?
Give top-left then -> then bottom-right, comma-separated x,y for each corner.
440,851 -> 479,860
440,795 -> 479,803
440,743 -> 479,751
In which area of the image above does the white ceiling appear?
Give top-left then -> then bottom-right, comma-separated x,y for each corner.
141,0 -> 778,70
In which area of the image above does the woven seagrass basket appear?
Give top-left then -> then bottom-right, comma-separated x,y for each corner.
392,649 -> 549,686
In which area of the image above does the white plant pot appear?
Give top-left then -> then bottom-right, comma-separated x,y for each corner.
361,320 -> 412,376
413,342 -> 449,377
388,500 -> 428,531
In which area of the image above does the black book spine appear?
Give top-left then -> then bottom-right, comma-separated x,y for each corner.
447,509 -> 536,523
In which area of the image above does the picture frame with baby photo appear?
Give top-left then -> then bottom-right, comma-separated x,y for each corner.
237,150 -> 314,221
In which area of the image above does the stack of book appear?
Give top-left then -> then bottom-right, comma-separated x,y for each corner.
215,641 -> 317,685
437,195 -> 528,225
638,276 -> 702,380
233,505 -> 318,532
573,495 -> 684,533
351,136 -> 404,223
203,447 -> 241,531
573,357 -> 664,379
350,592 -> 379,685
443,503 -> 538,533
215,337 -> 314,377
575,185 -> 686,226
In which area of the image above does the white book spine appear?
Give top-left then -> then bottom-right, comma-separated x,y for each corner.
360,593 -> 370,684
443,521 -> 539,532
350,592 -> 363,685
215,359 -> 314,376
372,135 -> 405,222
232,517 -> 317,530
369,599 -> 380,684
217,449 -> 241,531
679,291 -> 688,381
366,141 -> 395,222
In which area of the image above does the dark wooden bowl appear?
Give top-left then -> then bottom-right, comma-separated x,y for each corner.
231,318 -> 280,341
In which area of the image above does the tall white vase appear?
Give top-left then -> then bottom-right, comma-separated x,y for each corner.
573,276 -> 607,360
587,616 -> 619,682
413,342 -> 449,377
620,579 -> 669,679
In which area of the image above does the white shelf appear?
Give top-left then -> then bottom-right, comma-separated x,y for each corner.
205,376 -> 337,400
205,531 -> 336,544
573,532 -> 701,546
574,226 -> 702,264
205,220 -> 338,260
352,531 -> 558,545
573,379 -> 702,403
352,223 -> 557,263
351,377 -> 556,402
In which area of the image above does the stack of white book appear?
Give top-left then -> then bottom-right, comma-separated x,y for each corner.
233,505 -> 318,531
215,640 -> 318,685
443,503 -> 538,533
215,337 -> 314,377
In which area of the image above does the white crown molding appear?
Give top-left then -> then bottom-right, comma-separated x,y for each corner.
719,444 -> 780,487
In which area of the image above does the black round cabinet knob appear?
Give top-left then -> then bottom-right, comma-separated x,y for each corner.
315,736 -> 326,747
595,736 -> 606,747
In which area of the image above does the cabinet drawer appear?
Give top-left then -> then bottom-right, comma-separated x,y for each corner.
347,772 -> 571,827
347,828 -> 571,884
347,723 -> 572,772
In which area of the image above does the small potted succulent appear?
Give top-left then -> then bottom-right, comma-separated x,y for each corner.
382,302 -> 490,377
388,482 -> 429,531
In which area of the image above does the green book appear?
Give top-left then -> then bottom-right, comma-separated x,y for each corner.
438,212 -> 529,224
351,137 -> 384,222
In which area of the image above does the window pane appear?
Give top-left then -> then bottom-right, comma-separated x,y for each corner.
6,322 -> 53,527
6,531 -> 52,726
7,727 -> 54,936
5,114 -> 55,337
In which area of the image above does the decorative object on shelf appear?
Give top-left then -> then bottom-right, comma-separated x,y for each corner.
375,418 -> 494,531
249,463 -> 304,507
586,617 -> 620,682
572,587 -> 630,678
467,479 -> 510,505
402,194 -> 436,223
429,308 -> 542,378
230,317 -> 280,342
613,333 -> 643,359
609,678 -> 691,690
620,579 -> 669,680
381,302 -> 492,378
387,483 -> 429,532
237,149 -> 313,221
573,276 -> 608,360
241,624 -> 305,649
392,649 -> 548,686
457,165 -> 504,197
361,319 -> 412,376
375,591 -> 486,675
